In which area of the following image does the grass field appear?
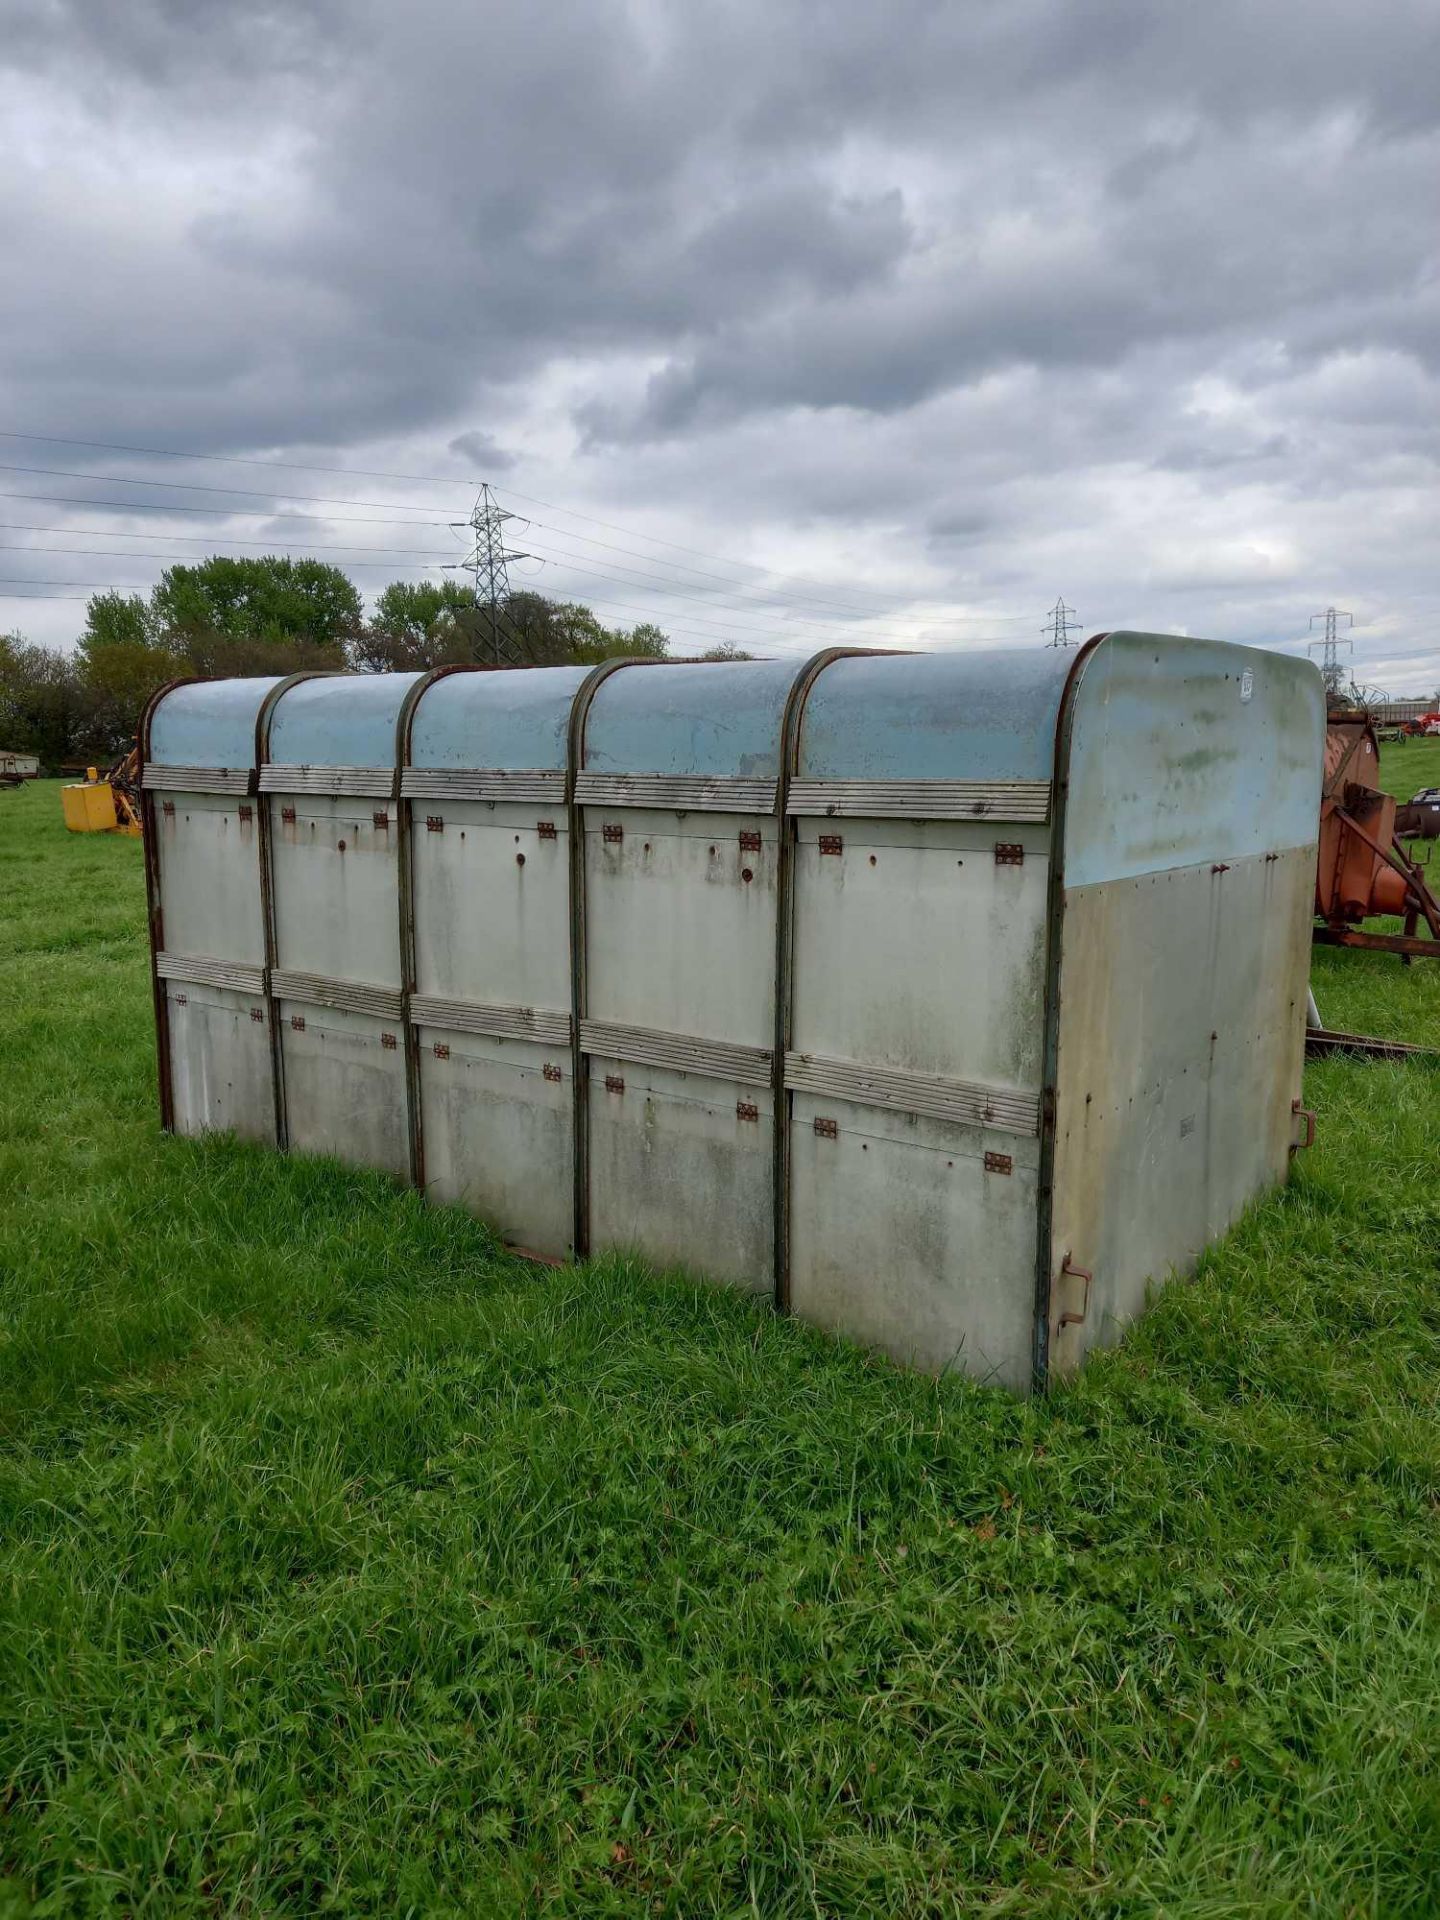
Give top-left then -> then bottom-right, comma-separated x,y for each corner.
2,757 -> 1439,1918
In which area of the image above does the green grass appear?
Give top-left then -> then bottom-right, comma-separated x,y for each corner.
2,776 -> 1438,1918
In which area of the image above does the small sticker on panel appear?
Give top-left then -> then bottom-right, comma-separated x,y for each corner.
1240,669 -> 1254,703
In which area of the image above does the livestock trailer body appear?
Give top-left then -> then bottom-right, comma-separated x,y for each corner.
142,635 -> 1325,1389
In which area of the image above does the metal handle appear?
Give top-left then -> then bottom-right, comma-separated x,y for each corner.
1291,1098 -> 1316,1151
1058,1253 -> 1093,1328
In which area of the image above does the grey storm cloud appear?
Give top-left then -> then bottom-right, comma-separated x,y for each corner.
0,0 -> 1437,680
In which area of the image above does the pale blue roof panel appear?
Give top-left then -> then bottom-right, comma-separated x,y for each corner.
409,665 -> 590,771
583,659 -> 805,778
267,672 -> 422,769
149,677 -> 284,769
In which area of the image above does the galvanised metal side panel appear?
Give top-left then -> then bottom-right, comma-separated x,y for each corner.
269,796 -> 402,987
583,658 -> 801,776
797,648 -> 1071,783
416,1026 -> 573,1256
1059,632 -> 1326,887
789,818 -> 1050,1087
268,672 -> 422,769
412,800 -> 571,1010
409,795 -> 574,1258
154,792 -> 265,964
409,665 -> 589,771
584,809 -> 778,1044
277,1001 -> 410,1178
1044,634 -> 1325,1376
586,1058 -> 774,1291
166,982 -> 275,1142
150,677 -> 283,769
1046,848 -> 1314,1374
788,1092 -> 1041,1387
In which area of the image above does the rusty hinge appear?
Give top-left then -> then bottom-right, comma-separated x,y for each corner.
161,799 -> 175,818
238,803 -> 253,823
818,834 -> 843,857
983,1150 -> 1013,1175
381,1031 -> 398,1051
994,843 -> 1024,866
173,992 -> 187,1006
537,820 -> 557,840
604,1073 -> 625,1094
1212,861 -> 1231,875
1291,1097 -> 1316,1152
736,1099 -> 759,1122
373,809 -> 390,829
603,822 -> 624,844
433,1041 -> 450,1060
1058,1253 -> 1092,1328
281,805 -> 296,824
426,815 -> 444,833
249,1006 -> 265,1023
290,1013 -> 305,1032
813,1115 -> 838,1139
739,830 -> 762,853
543,1062 -> 563,1083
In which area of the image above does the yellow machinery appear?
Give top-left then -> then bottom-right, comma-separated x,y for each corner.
62,746 -> 143,837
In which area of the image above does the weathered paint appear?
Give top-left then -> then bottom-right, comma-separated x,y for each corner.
263,674 -> 416,1181
404,669 -> 583,1254
578,660 -> 807,1287
268,671 -> 422,769
1043,634 -> 1325,1375
144,678 -> 279,1144
409,664 -> 589,772
583,658 -> 800,778
797,648 -> 1071,783
145,641 -> 1326,1390
149,676 -> 284,770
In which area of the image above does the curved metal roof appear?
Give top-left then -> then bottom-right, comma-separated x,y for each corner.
148,677 -> 284,769
796,648 -> 1073,783
1061,632 -> 1325,886
582,658 -> 805,777
408,665 -> 590,771
266,672 -> 422,769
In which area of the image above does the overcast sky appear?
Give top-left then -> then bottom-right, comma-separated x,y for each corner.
2,0 -> 1437,687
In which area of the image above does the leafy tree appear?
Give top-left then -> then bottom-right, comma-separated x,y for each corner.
350,580 -> 484,672
697,642 -> 755,662
0,634 -> 90,768
151,556 -> 360,659
82,591 -> 159,653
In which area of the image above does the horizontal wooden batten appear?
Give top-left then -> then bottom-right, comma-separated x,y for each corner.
580,1019 -> 773,1088
576,772 -> 779,814
259,766 -> 396,798
787,778 -> 1051,822
401,767 -> 566,804
270,968 -> 404,1020
156,952 -> 265,995
409,995 -> 572,1046
784,1050 -> 1040,1136
143,764 -> 256,796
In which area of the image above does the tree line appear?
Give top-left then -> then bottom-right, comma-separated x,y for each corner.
0,555 -> 748,768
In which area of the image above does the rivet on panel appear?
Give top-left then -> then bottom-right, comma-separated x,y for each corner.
337,839 -> 346,852
516,852 -> 526,867
741,867 -> 753,883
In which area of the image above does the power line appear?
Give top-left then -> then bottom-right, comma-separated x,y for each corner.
453,485 -> 530,667
0,461 -> 465,515
0,428 -> 973,614
0,542 -> 450,570
0,489 -> 461,527
0,521 -> 458,557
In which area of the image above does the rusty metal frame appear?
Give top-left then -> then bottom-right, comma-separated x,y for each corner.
771,648 -> 877,1313
137,677 -> 197,1135
255,671 -> 348,1152
565,656 -> 663,1259
395,663 -> 479,1192
1312,924 -> 1440,961
1030,632 -> 1109,1390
